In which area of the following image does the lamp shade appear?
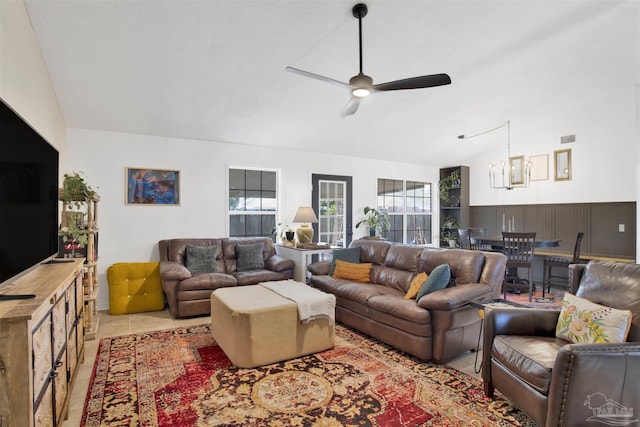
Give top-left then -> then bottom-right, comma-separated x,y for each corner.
293,206 -> 318,224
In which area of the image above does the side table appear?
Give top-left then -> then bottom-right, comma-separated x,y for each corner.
469,298 -> 527,373
275,245 -> 334,283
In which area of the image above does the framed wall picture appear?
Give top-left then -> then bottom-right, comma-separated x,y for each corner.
509,155 -> 525,185
529,154 -> 549,181
554,149 -> 572,181
126,168 -> 180,205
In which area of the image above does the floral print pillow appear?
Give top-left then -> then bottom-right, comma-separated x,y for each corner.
556,293 -> 632,344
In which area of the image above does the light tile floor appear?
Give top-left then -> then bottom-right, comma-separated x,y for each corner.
62,309 -> 483,426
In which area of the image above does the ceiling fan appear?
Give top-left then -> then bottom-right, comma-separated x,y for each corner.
286,3 -> 451,117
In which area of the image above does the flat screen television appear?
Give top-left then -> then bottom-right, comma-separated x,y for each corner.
0,99 -> 59,285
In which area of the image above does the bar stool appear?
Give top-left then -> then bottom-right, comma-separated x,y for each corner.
542,232 -> 584,297
501,232 -> 537,302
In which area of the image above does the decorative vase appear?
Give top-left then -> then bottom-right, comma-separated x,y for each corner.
285,231 -> 295,242
369,228 -> 376,237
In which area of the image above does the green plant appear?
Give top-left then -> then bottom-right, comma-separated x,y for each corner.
355,207 -> 390,236
59,220 -> 88,255
439,169 -> 460,204
61,171 -> 95,209
441,215 -> 461,242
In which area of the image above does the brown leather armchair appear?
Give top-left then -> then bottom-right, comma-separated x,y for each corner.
482,261 -> 640,427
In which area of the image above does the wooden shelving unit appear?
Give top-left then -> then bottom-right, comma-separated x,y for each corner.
439,166 -> 469,247
59,190 -> 100,340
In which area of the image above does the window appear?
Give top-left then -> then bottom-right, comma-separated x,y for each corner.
228,168 -> 277,238
377,179 -> 432,244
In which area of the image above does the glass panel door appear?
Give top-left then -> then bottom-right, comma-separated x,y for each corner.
312,174 -> 352,248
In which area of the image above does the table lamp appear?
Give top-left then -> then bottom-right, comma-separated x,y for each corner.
293,206 -> 318,244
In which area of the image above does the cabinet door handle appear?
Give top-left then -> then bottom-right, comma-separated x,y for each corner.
0,359 -> 5,375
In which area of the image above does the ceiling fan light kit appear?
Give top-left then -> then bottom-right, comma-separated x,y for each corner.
286,3 -> 451,116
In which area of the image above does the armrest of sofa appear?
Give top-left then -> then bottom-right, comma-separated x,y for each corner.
307,261 -> 331,276
547,342 -> 640,426
265,254 -> 295,272
417,283 -> 494,311
159,261 -> 192,280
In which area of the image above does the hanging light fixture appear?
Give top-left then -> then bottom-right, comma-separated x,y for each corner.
458,120 -> 531,190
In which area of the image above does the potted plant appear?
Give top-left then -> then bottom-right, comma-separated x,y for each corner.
355,207 -> 390,237
59,220 -> 89,258
442,215 -> 461,248
439,169 -> 460,205
60,171 -> 95,209
271,223 -> 294,245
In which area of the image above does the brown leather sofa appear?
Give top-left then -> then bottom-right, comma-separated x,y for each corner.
159,237 -> 294,317
307,239 -> 507,363
482,261 -> 640,427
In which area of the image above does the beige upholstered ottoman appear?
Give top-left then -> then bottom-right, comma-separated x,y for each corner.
210,281 -> 335,368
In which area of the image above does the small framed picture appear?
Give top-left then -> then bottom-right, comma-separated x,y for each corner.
554,149 -> 572,181
529,154 -> 549,181
509,155 -> 525,185
126,168 -> 180,205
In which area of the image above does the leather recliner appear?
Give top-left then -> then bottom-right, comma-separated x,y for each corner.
482,260 -> 640,426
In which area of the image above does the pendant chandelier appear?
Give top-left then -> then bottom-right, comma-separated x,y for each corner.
458,120 -> 531,190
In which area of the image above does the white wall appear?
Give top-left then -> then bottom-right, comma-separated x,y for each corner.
462,81 -> 637,207
0,0 -> 66,155
65,128 -> 440,310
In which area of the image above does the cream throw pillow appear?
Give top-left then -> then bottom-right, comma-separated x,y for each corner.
404,272 -> 428,299
556,293 -> 632,344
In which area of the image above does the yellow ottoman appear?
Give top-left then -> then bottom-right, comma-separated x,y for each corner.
107,262 -> 165,315
211,282 -> 335,368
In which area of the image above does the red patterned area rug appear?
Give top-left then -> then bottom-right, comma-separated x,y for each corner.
504,289 -> 565,310
81,324 -> 534,426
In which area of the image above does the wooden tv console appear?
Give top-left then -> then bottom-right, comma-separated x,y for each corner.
0,259 -> 85,426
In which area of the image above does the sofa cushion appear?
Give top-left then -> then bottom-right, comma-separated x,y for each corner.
185,245 -> 217,274
368,294 -> 432,325
329,247 -> 361,275
405,272 -> 428,299
556,292 -> 632,343
492,335 -> 565,395
179,272 -> 237,291
332,260 -> 372,283
236,243 -> 265,271
416,264 -> 451,301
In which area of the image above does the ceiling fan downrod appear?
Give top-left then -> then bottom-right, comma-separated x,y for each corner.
353,3 -> 368,75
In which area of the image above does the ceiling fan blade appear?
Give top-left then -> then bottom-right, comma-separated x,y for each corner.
372,73 -> 452,91
341,97 -> 360,117
286,66 -> 351,90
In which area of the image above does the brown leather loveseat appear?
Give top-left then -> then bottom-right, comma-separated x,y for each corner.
159,237 -> 294,317
482,260 -> 640,426
307,239 -> 507,363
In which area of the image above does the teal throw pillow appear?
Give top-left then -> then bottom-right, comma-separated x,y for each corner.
185,245 -> 217,274
416,264 -> 451,301
236,243 -> 265,272
329,247 -> 361,276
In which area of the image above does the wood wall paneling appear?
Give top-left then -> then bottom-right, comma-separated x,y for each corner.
589,203 -> 636,257
469,202 -> 636,260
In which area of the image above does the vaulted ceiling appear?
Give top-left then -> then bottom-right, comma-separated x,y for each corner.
23,0 -> 639,166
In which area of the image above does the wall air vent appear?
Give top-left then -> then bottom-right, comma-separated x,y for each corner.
560,134 -> 576,144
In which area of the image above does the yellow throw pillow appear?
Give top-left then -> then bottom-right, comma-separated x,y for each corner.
556,293 -> 632,344
333,260 -> 372,283
405,272 -> 428,299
